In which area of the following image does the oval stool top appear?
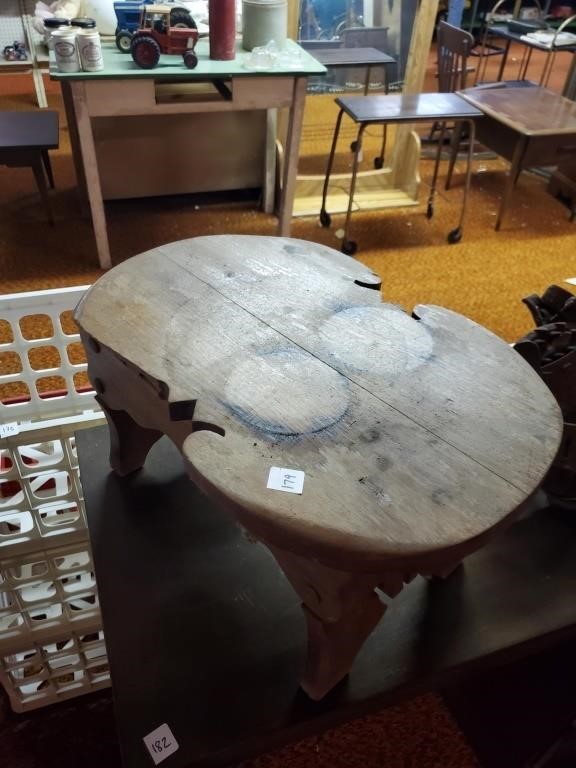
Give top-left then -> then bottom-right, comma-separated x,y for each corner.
76,235 -> 562,569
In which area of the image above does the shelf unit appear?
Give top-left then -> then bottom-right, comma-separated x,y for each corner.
0,0 -> 48,108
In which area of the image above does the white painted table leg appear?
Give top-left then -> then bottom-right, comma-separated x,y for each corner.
70,82 -> 112,270
278,77 -> 307,237
263,108 -> 277,215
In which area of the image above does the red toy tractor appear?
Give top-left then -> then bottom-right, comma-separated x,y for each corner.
130,4 -> 199,69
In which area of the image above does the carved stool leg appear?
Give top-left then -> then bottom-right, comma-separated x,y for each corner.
269,546 -> 387,700
98,399 -> 163,476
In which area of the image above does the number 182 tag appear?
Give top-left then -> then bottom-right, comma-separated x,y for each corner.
143,723 -> 179,765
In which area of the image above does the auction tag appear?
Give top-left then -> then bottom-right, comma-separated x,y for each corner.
267,467 -> 305,495
143,723 -> 179,765
0,423 -> 19,440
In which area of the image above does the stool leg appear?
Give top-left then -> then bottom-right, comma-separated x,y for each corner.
31,154 -> 53,225
97,398 -> 164,477
320,108 -> 345,228
269,546 -> 386,700
42,150 -> 55,189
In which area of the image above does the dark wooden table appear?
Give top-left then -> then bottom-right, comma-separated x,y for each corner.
79,426 -> 576,768
310,47 -> 395,93
458,85 -> 576,230
0,110 -> 59,223
484,24 -> 576,88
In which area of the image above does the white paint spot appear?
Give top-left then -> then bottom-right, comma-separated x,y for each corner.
321,305 -> 434,376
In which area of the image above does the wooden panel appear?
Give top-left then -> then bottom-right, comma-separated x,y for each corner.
84,79 -> 155,115
93,111 -> 267,199
390,0 -> 440,189
293,167 -> 420,217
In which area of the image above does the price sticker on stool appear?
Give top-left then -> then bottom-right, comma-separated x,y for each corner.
143,723 -> 179,765
267,467 -> 305,495
0,423 -> 19,439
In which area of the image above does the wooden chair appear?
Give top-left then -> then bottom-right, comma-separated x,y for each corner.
436,20 -> 512,190
0,110 -> 59,224
437,20 -> 476,93
429,21 -> 476,169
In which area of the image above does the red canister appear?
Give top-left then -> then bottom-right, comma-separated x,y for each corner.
209,0 -> 236,60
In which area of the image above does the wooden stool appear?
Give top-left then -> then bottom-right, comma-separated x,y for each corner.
0,110 -> 59,224
75,235 -> 562,700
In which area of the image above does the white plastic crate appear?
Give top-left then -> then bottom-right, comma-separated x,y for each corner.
0,418 -> 104,556
0,286 -> 98,423
0,287 -> 108,711
0,540 -> 100,653
1,287 -> 106,556
0,627 -> 110,712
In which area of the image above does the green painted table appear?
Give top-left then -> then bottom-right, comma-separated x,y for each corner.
50,41 -> 326,269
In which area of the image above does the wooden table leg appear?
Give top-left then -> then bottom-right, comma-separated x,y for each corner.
496,136 -> 526,232
263,108 -> 277,215
41,149 -> 54,189
70,81 -> 112,269
278,77 -> 307,237
60,81 -> 89,216
31,152 -> 53,225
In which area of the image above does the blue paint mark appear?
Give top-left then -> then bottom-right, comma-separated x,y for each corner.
223,347 -> 350,437
225,403 -> 348,437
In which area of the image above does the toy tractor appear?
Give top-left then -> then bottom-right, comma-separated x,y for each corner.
130,4 -> 199,69
114,1 -> 196,53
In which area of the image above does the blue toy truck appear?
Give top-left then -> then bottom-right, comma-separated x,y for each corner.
113,1 -> 195,52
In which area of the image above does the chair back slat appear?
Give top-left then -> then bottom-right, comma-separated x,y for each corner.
437,20 -> 475,93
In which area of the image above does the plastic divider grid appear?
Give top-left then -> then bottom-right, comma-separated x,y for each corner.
0,540 -> 100,652
1,287 -> 110,710
0,626 -> 109,712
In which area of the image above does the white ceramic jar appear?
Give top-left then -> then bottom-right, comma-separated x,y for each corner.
242,0 -> 288,51
77,28 -> 104,71
43,18 -> 71,51
52,28 -> 80,72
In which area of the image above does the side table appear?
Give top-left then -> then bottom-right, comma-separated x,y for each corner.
318,92 -> 482,253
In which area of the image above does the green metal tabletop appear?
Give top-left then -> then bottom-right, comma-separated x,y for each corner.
49,39 -> 327,81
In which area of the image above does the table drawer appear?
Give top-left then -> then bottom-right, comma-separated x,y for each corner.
83,77 -> 296,116
521,134 -> 576,168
